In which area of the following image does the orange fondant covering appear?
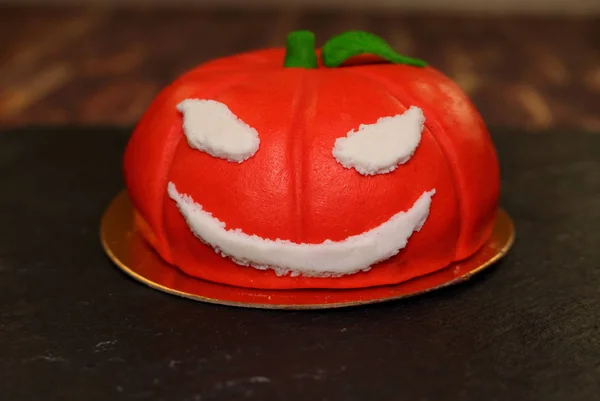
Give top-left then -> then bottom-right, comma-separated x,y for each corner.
123,49 -> 500,289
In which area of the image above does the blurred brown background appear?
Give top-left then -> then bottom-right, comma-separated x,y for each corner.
1,0 -> 599,130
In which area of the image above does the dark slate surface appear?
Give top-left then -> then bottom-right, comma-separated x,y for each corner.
0,127 -> 598,401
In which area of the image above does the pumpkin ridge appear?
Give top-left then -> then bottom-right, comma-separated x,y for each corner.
336,68 -> 405,109
425,69 -> 499,258
287,72 -> 310,243
301,74 -> 319,243
160,72 -> 256,258
343,67 -> 463,258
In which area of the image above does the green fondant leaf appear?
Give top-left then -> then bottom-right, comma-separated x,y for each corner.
322,31 -> 427,68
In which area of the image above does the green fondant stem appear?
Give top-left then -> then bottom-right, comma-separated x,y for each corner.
284,31 -> 318,69
321,31 -> 427,68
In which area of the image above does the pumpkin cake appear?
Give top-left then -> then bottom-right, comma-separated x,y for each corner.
123,31 -> 500,290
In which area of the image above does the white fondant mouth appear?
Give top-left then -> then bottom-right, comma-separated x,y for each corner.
168,182 -> 436,277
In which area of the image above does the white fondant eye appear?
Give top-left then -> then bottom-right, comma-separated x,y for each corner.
177,99 -> 260,163
332,106 -> 425,175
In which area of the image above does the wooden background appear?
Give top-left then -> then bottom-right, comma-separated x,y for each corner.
5,0 -> 600,14
1,5 -> 599,130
